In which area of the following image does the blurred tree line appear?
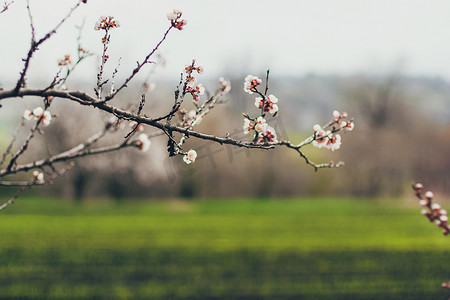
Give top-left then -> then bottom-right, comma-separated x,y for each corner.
1,73 -> 449,200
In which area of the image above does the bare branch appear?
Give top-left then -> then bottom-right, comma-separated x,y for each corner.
0,180 -> 44,186
279,140 -> 344,171
6,115 -> 45,172
105,26 -> 173,101
0,120 -> 24,165
1,141 -> 136,177
0,195 -> 16,211
15,0 -> 84,92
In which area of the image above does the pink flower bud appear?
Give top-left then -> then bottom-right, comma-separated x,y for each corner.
432,203 -> 441,210
440,209 -> 447,216
413,183 -> 423,191
419,199 -> 428,207
421,209 -> 430,216
425,191 -> 434,199
440,215 -> 448,222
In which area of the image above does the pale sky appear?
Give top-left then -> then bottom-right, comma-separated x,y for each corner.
1,0 -> 450,87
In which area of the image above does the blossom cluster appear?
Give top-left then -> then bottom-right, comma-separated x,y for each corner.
244,75 -> 262,94
185,61 -> 205,101
255,94 -> 278,115
177,74 -> 232,165
243,116 -> 278,143
242,75 -> 279,144
219,77 -> 231,95
23,107 -> 52,127
333,110 -> 354,131
137,133 -> 151,152
183,149 -> 197,164
312,124 -> 341,151
94,16 -> 120,31
32,170 -> 44,182
167,9 -> 187,30
312,110 -> 354,151
413,183 -> 450,236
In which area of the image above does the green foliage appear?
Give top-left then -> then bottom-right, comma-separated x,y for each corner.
0,198 -> 449,299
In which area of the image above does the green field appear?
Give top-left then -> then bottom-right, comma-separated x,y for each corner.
1,197 -> 449,299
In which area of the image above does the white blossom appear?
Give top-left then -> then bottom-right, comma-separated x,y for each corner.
312,126 -> 331,149
41,111 -> 52,127
243,119 -> 253,134
188,110 -> 197,120
432,203 -> 441,210
326,134 -> 341,151
425,191 -> 434,199
167,9 -> 186,30
257,125 -> 277,143
186,110 -> 201,126
419,199 -> 428,207
254,118 -> 267,133
138,133 -> 151,152
267,94 -> 278,104
244,75 -> 262,94
33,107 -> 44,116
333,110 -> 340,119
183,149 -> 197,164
312,123 -> 341,151
197,84 -> 205,95
341,121 -> 355,131
167,9 -> 181,21
219,77 -> 231,95
254,94 -> 279,115
23,109 -> 33,120
25,107 -> 52,126
32,170 -> 44,181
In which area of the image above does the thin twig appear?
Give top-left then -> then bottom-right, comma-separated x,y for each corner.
0,180 -> 44,186
15,0 -> 83,92
105,26 -> 173,101
0,120 -> 24,165
0,195 -> 16,211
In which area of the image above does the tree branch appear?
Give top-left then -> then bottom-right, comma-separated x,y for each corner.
14,0 -> 83,92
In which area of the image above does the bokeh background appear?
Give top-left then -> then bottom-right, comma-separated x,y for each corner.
1,1 -> 450,299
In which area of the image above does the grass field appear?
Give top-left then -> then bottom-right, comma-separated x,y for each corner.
1,197 -> 449,299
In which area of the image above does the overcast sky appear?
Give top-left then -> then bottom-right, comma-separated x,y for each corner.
1,0 -> 450,87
